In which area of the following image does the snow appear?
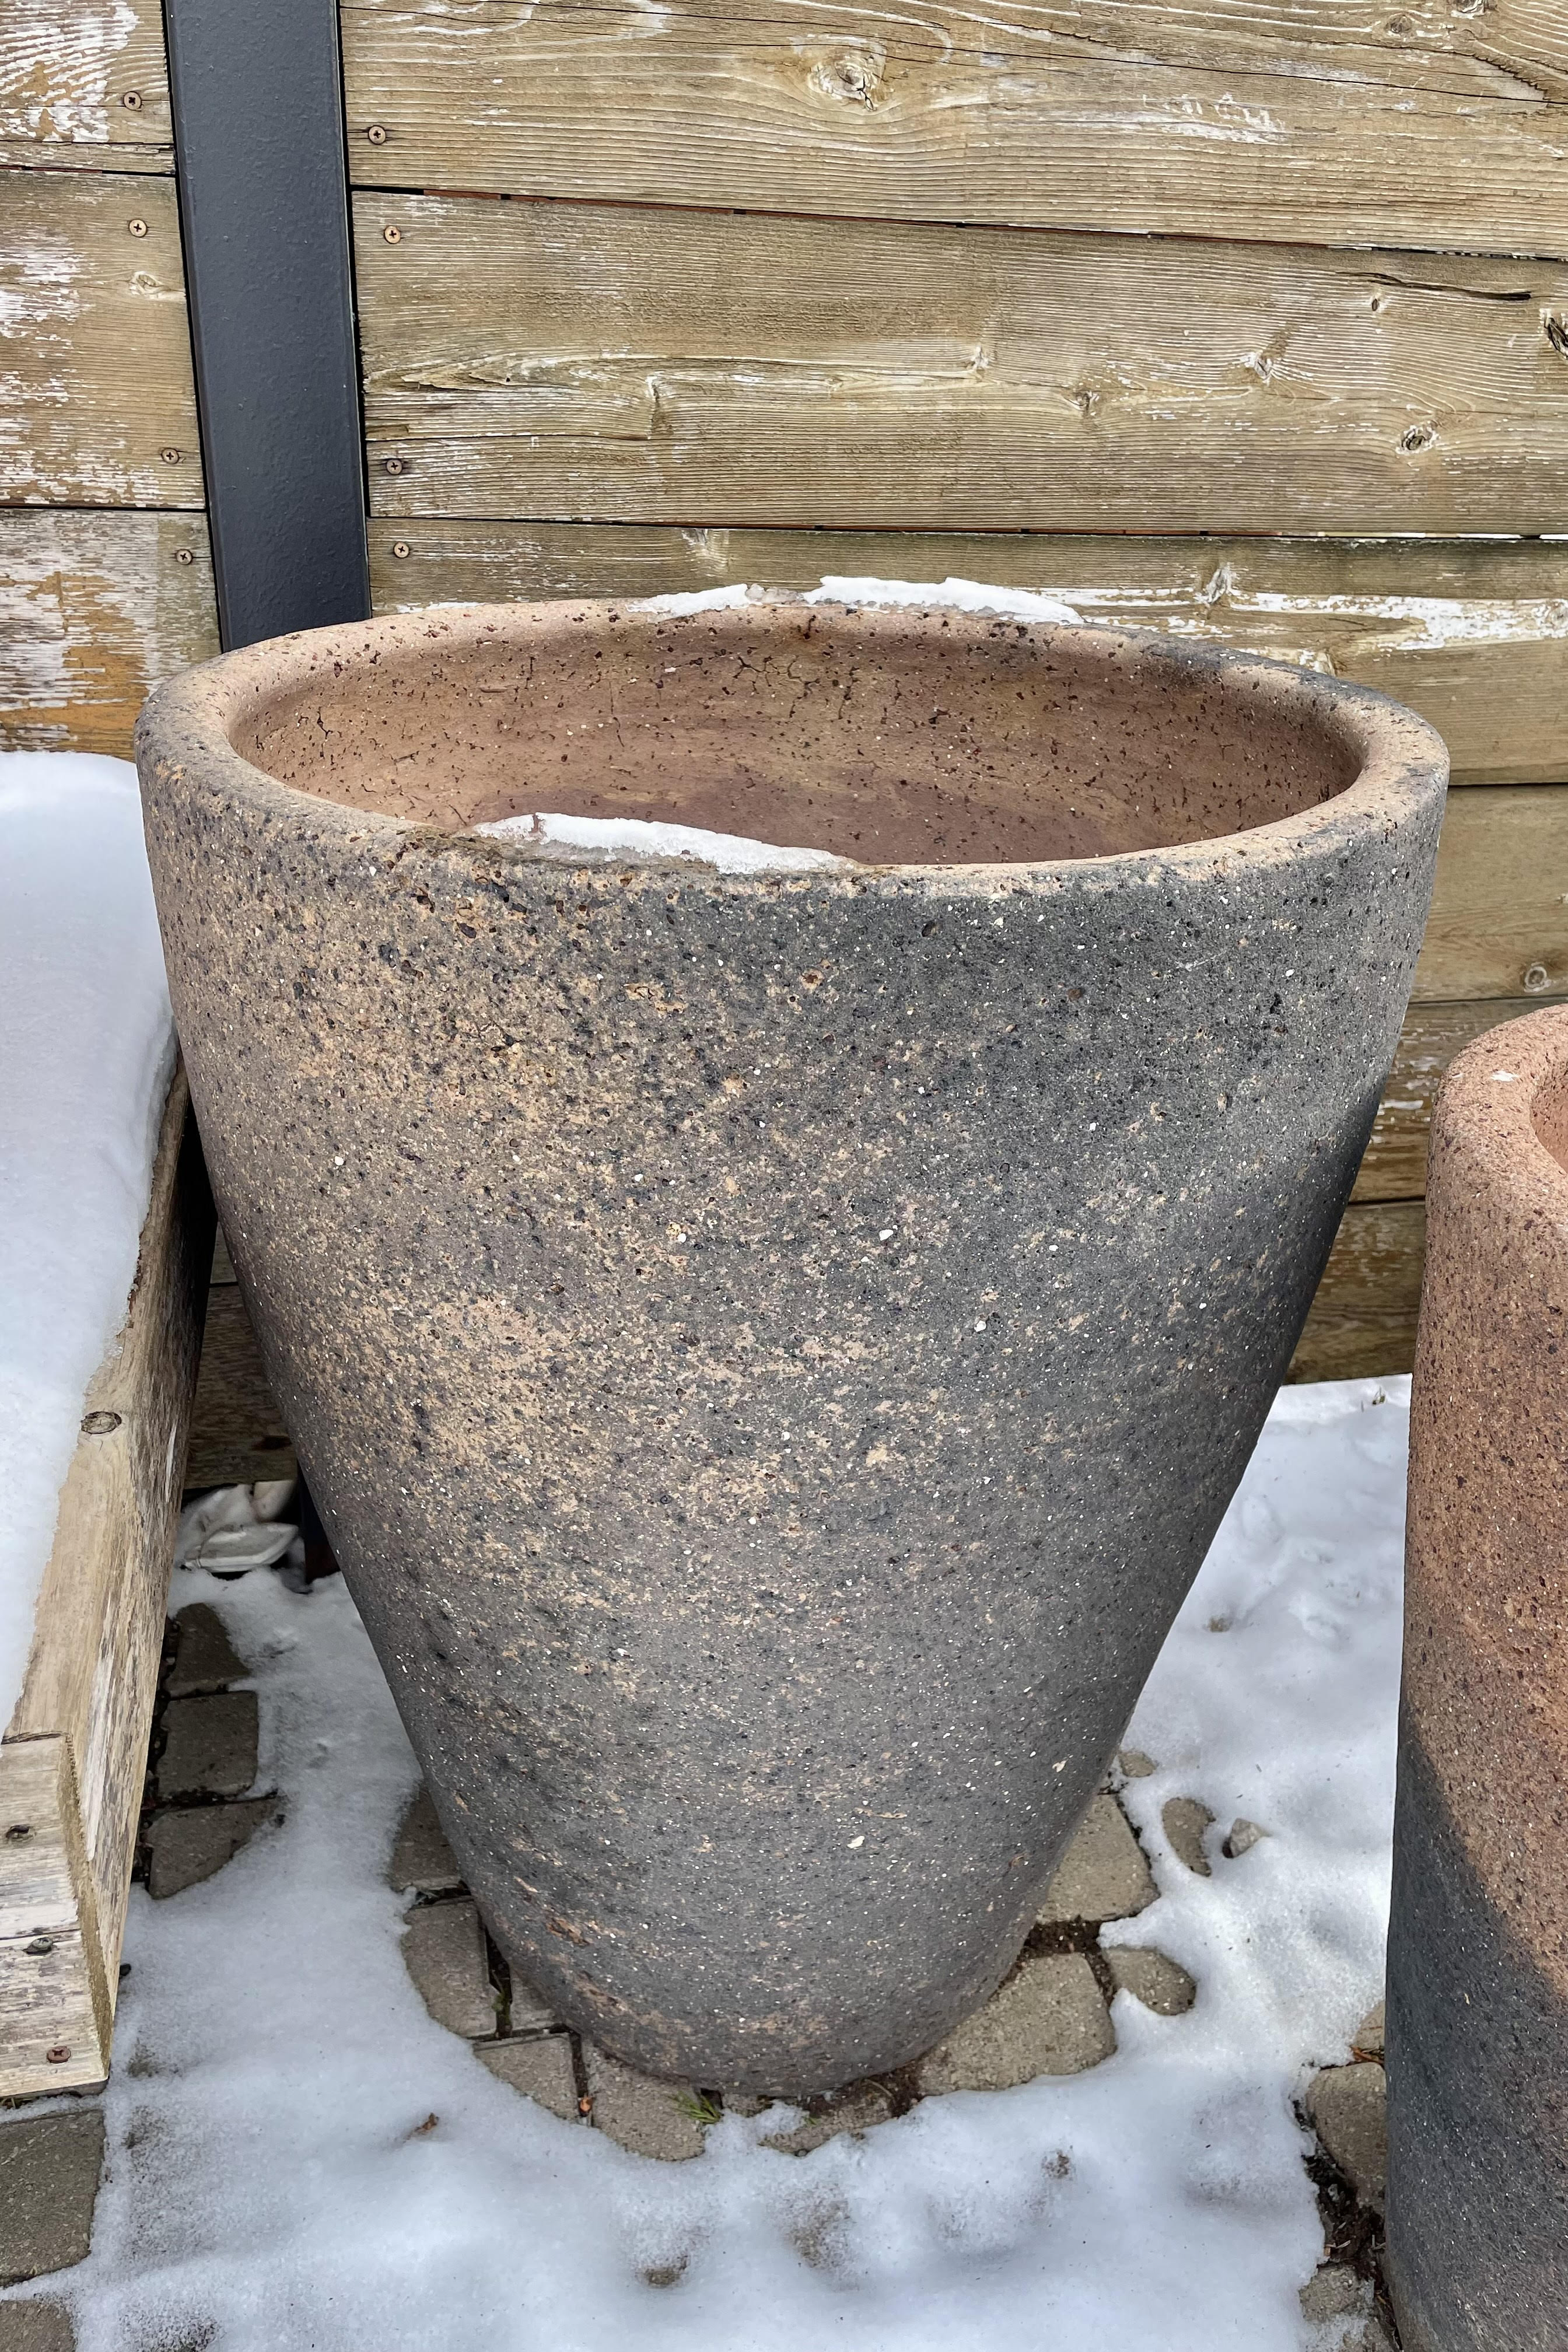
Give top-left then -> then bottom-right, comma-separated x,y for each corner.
0,752 -> 173,1730
477,810 -> 850,875
52,1377 -> 1404,2352
634,578 -> 1084,626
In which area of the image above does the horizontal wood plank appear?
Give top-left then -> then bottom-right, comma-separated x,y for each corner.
342,0 -> 1568,257
1,170 -> 203,508
0,509 -> 218,757
358,197 -> 1568,537
1,0 -> 169,152
1353,998 -> 1547,1204
1287,1200 -> 1425,1384
1416,787 -> 1568,1003
370,522 -> 1568,788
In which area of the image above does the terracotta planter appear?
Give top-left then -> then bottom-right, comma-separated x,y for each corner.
136,600 -> 1444,2092
1388,1006 -> 1568,2351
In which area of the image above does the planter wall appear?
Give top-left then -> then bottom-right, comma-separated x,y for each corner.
1387,1004 -> 1568,2351
138,598 -> 1444,2090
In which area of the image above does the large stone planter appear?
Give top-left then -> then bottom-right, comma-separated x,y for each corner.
1387,1006 -> 1568,2350
136,599 -> 1444,2092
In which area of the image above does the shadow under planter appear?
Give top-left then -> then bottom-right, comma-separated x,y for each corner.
135,597 -> 1444,2092
1387,1006 -> 1568,2351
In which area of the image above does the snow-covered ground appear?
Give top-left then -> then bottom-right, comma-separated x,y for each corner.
49,1378 -> 1403,2352
0,752 -> 173,1728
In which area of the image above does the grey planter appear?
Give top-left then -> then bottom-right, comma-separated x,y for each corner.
136,599 -> 1446,2093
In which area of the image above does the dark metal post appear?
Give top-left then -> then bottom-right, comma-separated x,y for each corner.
164,0 -> 370,649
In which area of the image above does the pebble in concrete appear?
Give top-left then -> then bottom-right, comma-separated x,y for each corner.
0,2110 -> 104,2286
1161,1797 -> 1215,1877
401,1899 -> 498,2040
583,2047 -> 706,2161
1306,2061 -> 1387,2211
157,1692 -> 259,1801
763,2086 -> 895,2155
146,1798 -> 280,1899
476,2035 -> 580,2122
387,1787 -> 463,1897
1037,1794 -> 1157,1925
915,1954 -> 1114,2095
166,1604 -> 248,1698
1103,1946 -> 1197,2017
0,2304 -> 75,2350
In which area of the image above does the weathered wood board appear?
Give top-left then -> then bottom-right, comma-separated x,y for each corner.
0,1068 -> 213,2096
0,0 -> 170,153
342,0 -> 1568,258
0,169 -> 202,508
0,509 -> 217,757
1287,1200 -> 1426,1384
370,523 -> 1568,790
1415,788 -> 1568,1004
358,195 -> 1568,537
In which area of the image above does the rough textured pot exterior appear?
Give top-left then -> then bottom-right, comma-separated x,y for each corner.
136,600 -> 1445,2092
1388,1007 -> 1568,2352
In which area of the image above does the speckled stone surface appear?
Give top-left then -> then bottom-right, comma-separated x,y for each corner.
136,598 -> 1444,2092
1387,1007 -> 1568,2351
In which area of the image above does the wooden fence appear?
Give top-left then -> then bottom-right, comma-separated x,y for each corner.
7,0 -> 1568,1380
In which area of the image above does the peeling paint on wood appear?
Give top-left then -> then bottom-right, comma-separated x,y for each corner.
357,196 -> 1568,536
0,0 -> 169,151
0,170 -> 202,507
369,522 -> 1568,788
0,509 -> 217,755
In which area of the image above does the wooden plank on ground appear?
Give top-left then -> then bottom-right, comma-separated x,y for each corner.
1353,999 -> 1548,1206
0,170 -> 202,508
0,1068 -> 213,2096
370,523 -> 1568,789
0,509 -> 217,757
1415,788 -> 1568,1003
0,0 -> 169,154
342,0 -> 1568,259
1287,1200 -> 1425,1384
358,197 -> 1568,537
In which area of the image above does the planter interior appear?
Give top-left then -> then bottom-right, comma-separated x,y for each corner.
137,600 -> 1446,2094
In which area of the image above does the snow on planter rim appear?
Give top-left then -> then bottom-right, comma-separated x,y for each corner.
0,753 -> 174,1730
50,1377 -> 1404,2352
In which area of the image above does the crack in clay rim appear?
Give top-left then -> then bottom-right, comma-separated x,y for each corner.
136,597 -> 1448,894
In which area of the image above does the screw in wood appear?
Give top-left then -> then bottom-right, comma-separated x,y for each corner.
366,124 -> 388,144
129,219 -> 149,237
383,224 -> 402,244
160,447 -> 181,464
45,2047 -> 71,2065
123,90 -> 143,108
1524,963 -> 1552,993
384,457 -> 405,475
174,548 -> 194,565
392,541 -> 411,559
81,1410 -> 122,1436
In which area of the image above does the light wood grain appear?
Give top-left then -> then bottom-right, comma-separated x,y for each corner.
1353,999 -> 1548,1205
1415,788 -> 1568,1003
370,522 -> 1568,789
0,509 -> 217,757
358,196 -> 1568,537
0,0 -> 169,152
1287,1200 -> 1425,1383
0,1069 -> 213,2099
342,0 -> 1568,257
0,1739 -> 107,2092
0,170 -> 202,508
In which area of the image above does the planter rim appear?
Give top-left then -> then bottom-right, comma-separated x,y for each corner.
136,597 -> 1447,892
1431,1002 -> 1568,1224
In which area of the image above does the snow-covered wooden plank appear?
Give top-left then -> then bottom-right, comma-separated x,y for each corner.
0,169 -> 202,508
357,194 -> 1568,538
0,1067 -> 213,2097
342,0 -> 1568,259
369,523 -> 1568,790
0,510 -> 217,759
